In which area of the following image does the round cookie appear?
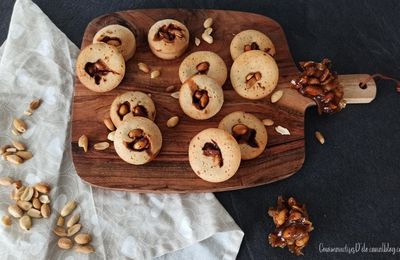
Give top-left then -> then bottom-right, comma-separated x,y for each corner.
114,117 -> 162,165
188,128 -> 241,183
179,51 -> 228,86
110,91 -> 156,128
76,43 -> 125,92
148,19 -> 189,60
230,50 -> 279,100
179,75 -> 224,120
93,24 -> 136,61
218,111 -> 267,160
230,29 -> 276,60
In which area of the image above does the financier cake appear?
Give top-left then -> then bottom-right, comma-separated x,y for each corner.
179,51 -> 228,86
218,111 -> 268,160
93,24 -> 136,61
114,117 -> 162,165
230,50 -> 279,100
148,19 -> 189,60
179,75 -> 224,120
76,43 -> 125,92
230,29 -> 276,60
188,128 -> 241,183
110,91 -> 156,128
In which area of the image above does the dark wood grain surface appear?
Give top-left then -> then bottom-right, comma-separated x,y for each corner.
71,9 -> 374,193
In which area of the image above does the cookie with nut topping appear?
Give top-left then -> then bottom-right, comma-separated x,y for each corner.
230,29 -> 276,60
179,75 -> 224,120
110,91 -> 156,128
230,50 -> 279,100
93,24 -> 136,61
148,19 -> 189,60
76,43 -> 125,92
188,128 -> 241,183
114,117 -> 162,165
179,51 -> 228,86
218,111 -> 267,160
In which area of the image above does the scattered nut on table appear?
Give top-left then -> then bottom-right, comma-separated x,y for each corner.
315,131 -> 325,144
54,200 -> 95,254
2,179 -> 52,231
268,196 -> 313,256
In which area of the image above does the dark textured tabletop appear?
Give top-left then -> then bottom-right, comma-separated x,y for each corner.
1,1 -> 399,259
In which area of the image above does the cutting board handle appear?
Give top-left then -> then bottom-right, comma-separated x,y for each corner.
338,74 -> 377,104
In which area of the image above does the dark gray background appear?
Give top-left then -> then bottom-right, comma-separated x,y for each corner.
1,1 -> 399,259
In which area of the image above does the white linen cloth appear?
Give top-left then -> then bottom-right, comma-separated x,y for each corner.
0,0 -> 244,259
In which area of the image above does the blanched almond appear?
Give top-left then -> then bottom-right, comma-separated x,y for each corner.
195,37 -> 201,46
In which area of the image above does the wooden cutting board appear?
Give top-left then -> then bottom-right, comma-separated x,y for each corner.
71,9 -> 376,193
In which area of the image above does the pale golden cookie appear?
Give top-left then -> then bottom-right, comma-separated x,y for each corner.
188,128 -> 241,183
148,19 -> 189,60
110,91 -> 156,128
93,24 -> 136,61
230,29 -> 276,60
76,43 -> 125,92
179,51 -> 228,86
230,50 -> 279,100
218,111 -> 267,160
114,117 -> 162,165
179,75 -> 224,120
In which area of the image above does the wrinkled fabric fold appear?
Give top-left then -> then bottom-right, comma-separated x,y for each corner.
0,0 -> 243,259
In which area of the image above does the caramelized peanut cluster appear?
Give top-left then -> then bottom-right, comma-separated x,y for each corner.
291,59 -> 345,114
268,196 -> 313,256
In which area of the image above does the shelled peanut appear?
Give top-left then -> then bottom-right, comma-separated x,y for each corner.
53,200 -> 95,254
0,140 -> 33,165
0,177 -> 51,230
